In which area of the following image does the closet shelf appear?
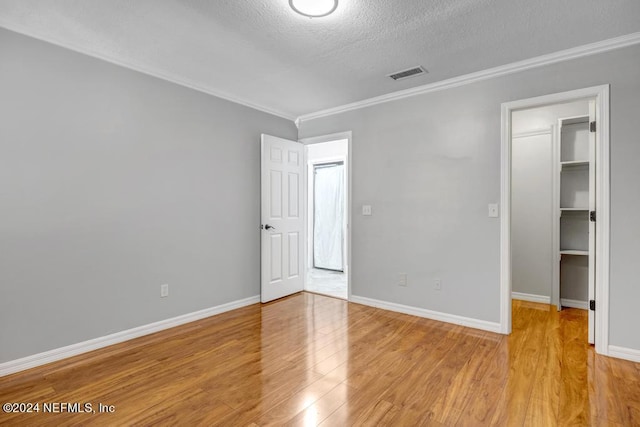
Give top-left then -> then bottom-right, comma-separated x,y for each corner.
556,112 -> 592,315
560,250 -> 589,256
561,160 -> 589,168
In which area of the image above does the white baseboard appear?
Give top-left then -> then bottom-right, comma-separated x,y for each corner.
560,298 -> 589,310
350,295 -> 501,334
608,345 -> 640,363
512,292 -> 551,304
0,295 -> 260,378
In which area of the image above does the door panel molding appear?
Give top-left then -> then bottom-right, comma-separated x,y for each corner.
261,134 -> 304,302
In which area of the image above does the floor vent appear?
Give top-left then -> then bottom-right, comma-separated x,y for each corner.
388,66 -> 428,81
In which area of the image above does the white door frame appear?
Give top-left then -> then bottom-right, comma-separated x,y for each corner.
500,85 -> 610,355
300,131 -> 352,300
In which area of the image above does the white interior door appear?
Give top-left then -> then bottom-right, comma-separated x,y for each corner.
261,134 -> 304,303
588,100 -> 596,344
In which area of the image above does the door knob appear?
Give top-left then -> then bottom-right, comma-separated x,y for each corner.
263,224 -> 276,230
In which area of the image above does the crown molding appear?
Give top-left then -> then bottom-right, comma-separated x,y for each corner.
0,21 -> 297,122
297,31 -> 640,123
3,18 -> 638,126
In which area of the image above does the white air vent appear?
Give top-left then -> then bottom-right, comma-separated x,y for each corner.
388,66 -> 428,81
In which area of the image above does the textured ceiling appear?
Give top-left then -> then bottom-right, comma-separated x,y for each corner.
1,0 -> 640,119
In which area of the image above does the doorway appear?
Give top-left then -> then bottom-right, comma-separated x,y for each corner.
511,99 -> 593,345
313,162 -> 345,272
500,86 -> 610,355
302,134 -> 350,300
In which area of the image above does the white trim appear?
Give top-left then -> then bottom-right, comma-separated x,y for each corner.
512,128 -> 552,139
4,19 -> 637,126
560,298 -> 589,310
297,32 -> 640,123
512,292 -> 551,304
0,295 -> 260,377
300,131 -> 352,146
501,86 -> 607,111
0,21 -> 295,122
350,295 -> 502,334
500,101 -> 513,334
552,123 -> 561,310
501,85 -> 610,355
594,87 -> 610,355
608,345 -> 640,363
300,132 -> 353,301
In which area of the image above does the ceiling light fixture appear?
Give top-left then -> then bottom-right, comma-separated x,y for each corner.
289,0 -> 338,18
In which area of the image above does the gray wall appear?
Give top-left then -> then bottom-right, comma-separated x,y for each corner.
299,44 -> 640,351
511,132 -> 554,299
0,28 -> 296,362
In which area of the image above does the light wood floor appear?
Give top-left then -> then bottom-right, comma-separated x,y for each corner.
1,294 -> 639,426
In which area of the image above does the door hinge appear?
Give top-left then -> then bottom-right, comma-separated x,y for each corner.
590,211 -> 596,222
590,121 -> 596,132
589,300 -> 595,311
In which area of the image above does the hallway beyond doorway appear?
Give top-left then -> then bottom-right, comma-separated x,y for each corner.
305,268 -> 347,299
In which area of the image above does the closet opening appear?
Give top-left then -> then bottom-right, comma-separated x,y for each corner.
511,99 -> 593,344
500,85 -> 610,355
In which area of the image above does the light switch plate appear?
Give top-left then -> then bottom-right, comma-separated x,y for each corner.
398,273 -> 407,287
362,205 -> 372,216
488,203 -> 499,218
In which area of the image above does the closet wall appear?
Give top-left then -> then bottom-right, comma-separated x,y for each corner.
511,101 -> 588,304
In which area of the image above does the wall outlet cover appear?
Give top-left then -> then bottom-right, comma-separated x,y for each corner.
488,203 -> 500,218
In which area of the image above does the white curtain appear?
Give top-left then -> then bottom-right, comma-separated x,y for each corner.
313,163 -> 344,271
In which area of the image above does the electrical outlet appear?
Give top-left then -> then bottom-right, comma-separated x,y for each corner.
160,284 -> 169,298
362,205 -> 372,216
488,203 -> 499,218
398,273 -> 408,287
434,279 -> 442,291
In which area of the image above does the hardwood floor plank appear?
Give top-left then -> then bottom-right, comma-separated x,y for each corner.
455,339 -> 510,426
1,293 -> 638,426
250,376 -> 342,426
558,308 -> 591,426
428,332 -> 499,425
525,305 -> 562,426
131,392 -> 234,426
318,398 -> 398,427
284,381 -> 353,426
587,347 -> 625,425
490,303 -> 548,426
